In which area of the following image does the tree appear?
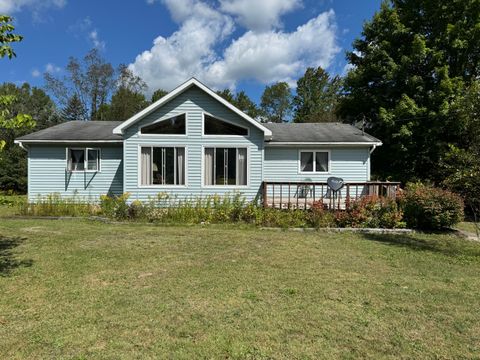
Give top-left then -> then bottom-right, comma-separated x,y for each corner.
293,67 -> 342,123
338,0 -> 480,183
44,48 -> 115,120
151,89 -> 168,103
0,83 -> 60,192
0,17 -> 34,152
61,94 -> 87,121
260,82 -> 292,123
217,89 -> 261,119
0,15 -> 22,59
102,65 -> 148,121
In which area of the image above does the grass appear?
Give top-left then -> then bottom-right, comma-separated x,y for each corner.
456,221 -> 479,235
0,218 -> 479,358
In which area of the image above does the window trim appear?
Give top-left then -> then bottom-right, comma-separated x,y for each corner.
298,149 -> 330,174
66,147 -> 101,173
201,145 -> 250,188
138,112 -> 188,137
201,112 -> 250,138
137,144 -> 188,188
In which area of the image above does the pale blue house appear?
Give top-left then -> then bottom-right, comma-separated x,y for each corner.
16,78 -> 386,207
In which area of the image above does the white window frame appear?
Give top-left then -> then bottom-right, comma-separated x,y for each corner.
138,112 -> 188,137
66,147 -> 101,173
201,145 -> 249,188
298,149 -> 330,174
201,112 -> 250,138
137,145 -> 188,188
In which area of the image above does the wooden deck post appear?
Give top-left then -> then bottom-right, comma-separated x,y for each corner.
262,182 -> 268,208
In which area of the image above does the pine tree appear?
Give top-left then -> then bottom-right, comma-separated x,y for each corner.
61,94 -> 87,121
260,82 -> 292,123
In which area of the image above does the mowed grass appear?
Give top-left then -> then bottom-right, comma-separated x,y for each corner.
1,217 -> 480,359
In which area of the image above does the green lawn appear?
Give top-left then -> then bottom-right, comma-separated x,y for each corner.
1,217 -> 480,358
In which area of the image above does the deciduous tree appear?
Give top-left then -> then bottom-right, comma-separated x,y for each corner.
260,82 -> 292,123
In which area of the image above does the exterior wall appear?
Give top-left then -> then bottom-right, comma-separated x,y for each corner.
263,146 -> 371,182
27,144 -> 123,202
123,86 -> 265,203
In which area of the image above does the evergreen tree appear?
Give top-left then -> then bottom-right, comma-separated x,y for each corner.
216,89 -> 261,119
61,94 -> 87,121
293,67 -> 341,123
260,82 -> 292,123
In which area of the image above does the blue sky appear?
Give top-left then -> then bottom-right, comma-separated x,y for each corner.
0,0 -> 382,103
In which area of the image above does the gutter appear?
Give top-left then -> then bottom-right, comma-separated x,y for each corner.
265,141 -> 383,147
13,139 -> 123,144
14,140 -> 28,151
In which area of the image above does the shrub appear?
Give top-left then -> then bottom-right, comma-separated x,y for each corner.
309,201 -> 336,228
99,193 -> 130,220
335,195 -> 404,228
401,183 -> 464,230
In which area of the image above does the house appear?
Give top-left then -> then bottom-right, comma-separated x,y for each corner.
15,78 -> 388,207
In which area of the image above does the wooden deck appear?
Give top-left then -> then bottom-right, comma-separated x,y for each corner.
262,181 -> 401,210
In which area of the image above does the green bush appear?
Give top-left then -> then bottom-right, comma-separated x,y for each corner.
401,183 -> 464,230
99,193 -> 130,220
335,195 -> 405,228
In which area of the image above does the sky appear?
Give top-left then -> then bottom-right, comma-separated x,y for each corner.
0,0 -> 382,103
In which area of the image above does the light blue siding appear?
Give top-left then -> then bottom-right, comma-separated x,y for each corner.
123,86 -> 265,202
27,145 -> 123,202
264,147 -> 370,182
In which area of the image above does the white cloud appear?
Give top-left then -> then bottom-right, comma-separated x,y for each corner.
89,30 -> 106,50
129,0 -> 234,92
31,69 -> 41,77
219,0 -> 301,31
0,0 -> 66,14
129,2 -> 339,93
45,63 -> 61,73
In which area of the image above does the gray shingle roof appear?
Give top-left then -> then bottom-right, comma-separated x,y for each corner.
264,122 -> 381,144
17,120 -> 381,145
17,121 -> 123,141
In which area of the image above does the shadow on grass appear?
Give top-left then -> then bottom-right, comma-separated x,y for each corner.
360,232 -> 480,258
0,235 -> 33,277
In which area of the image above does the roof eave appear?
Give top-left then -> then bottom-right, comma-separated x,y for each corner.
265,141 -> 383,147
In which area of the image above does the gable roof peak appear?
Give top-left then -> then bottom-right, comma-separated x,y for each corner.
112,78 -> 272,138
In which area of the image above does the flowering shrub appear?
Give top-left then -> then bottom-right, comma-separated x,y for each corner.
401,183 -> 464,230
335,195 -> 405,228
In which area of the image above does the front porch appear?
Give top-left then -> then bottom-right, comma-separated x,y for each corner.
262,181 -> 401,210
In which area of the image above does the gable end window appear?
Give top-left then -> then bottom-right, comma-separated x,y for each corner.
204,114 -> 248,136
67,148 -> 100,172
299,151 -> 329,173
140,146 -> 185,186
140,114 -> 186,135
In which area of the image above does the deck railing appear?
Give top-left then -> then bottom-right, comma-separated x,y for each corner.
262,181 -> 401,210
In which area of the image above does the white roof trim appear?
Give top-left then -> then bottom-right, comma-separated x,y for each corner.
15,140 -> 123,144
112,78 -> 273,139
265,141 -> 383,147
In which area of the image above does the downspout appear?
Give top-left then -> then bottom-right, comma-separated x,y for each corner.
14,140 -> 28,151
369,144 -> 377,154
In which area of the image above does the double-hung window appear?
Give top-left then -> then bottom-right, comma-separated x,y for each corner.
140,146 -> 185,186
204,147 -> 247,186
67,148 -> 100,172
299,150 -> 329,173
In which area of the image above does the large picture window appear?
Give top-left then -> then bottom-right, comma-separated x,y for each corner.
204,114 -> 248,136
299,150 -> 329,173
204,147 -> 247,186
140,146 -> 185,185
67,148 -> 100,172
140,114 -> 186,135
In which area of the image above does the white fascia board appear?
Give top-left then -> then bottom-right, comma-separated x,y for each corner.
265,141 -> 383,147
14,139 -> 123,144
112,78 -> 272,139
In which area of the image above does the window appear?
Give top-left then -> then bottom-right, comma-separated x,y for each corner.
204,147 -> 247,186
140,114 -> 186,135
299,151 -> 329,173
204,114 -> 248,136
140,146 -> 185,186
67,148 -> 100,172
